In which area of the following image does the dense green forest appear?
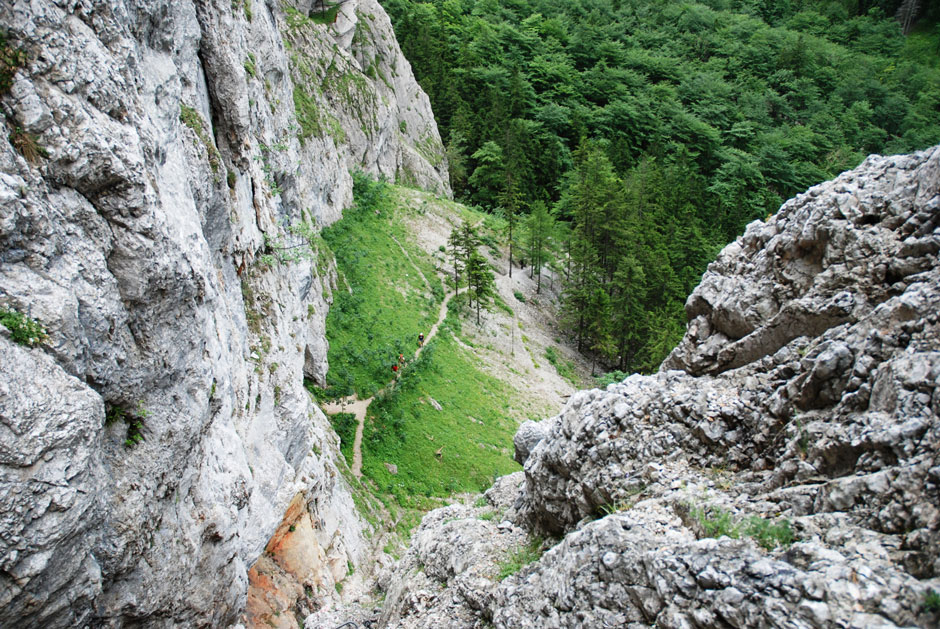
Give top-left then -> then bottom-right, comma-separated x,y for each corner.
381,0 -> 940,372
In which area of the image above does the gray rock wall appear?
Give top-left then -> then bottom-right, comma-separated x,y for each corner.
379,147 -> 940,628
0,0 -> 446,625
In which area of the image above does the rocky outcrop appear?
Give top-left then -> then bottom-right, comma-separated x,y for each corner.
0,0 -> 446,626
379,146 -> 940,628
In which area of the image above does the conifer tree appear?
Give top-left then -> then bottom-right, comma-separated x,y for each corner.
610,255 -> 646,371
525,200 -> 553,293
586,287 -> 615,376
466,250 -> 495,325
458,220 -> 481,281
498,179 -> 524,278
562,234 -> 600,353
447,228 -> 464,294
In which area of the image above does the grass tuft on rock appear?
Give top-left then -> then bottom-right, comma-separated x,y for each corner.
496,536 -> 545,581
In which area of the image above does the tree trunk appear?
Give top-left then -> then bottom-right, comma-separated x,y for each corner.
508,215 -> 513,279
576,311 -> 584,352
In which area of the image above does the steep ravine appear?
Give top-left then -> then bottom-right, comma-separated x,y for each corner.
0,0 -> 446,626
374,146 -> 940,628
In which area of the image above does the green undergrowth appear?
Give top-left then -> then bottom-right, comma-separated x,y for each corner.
320,173 -> 443,398
360,310 -> 521,501
544,346 -> 578,387
0,307 -> 47,347
595,370 -> 630,388
329,412 -> 357,462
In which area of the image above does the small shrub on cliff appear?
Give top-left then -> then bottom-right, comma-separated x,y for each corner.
9,127 -> 46,163
741,516 -> 794,550
0,307 -> 47,346
179,103 -> 222,173
924,589 -> 940,613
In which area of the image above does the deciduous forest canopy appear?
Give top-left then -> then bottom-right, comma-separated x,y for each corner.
381,0 -> 940,372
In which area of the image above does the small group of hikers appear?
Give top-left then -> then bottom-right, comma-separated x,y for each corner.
391,333 -> 424,373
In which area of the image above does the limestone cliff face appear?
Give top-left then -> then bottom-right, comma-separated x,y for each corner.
0,0 -> 446,626
378,147 -> 940,628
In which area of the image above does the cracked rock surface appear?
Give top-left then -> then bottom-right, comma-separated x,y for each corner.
0,0 -> 446,626
378,147 -> 940,628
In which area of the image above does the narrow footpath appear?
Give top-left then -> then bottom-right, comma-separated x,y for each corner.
322,286 -> 465,477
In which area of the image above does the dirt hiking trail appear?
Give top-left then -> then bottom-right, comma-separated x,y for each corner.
322,286 -> 465,477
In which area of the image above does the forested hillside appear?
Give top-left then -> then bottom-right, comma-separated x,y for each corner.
381,0 -> 940,372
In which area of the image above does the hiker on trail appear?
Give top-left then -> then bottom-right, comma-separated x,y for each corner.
418,333 -> 424,346
392,364 -> 399,373
399,353 -> 405,364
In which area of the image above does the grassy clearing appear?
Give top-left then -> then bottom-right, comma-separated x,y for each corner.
360,310 -> 521,501
321,174 -> 443,398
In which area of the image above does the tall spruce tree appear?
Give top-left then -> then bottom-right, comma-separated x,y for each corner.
499,179 -> 524,278
467,251 -> 496,325
447,228 -> 464,294
525,200 -> 554,293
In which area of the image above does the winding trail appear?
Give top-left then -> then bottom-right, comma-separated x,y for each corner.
322,285 -> 465,478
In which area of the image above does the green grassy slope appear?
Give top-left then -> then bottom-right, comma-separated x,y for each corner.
316,174 -> 541,527
320,173 -> 444,398
362,310 -> 521,502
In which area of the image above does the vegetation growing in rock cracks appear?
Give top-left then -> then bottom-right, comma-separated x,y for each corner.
691,504 -> 795,550
179,103 -> 222,173
0,307 -> 47,347
0,30 -> 27,94
105,401 -> 151,448
924,589 -> 940,613
496,535 -> 546,580
9,127 -> 46,164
